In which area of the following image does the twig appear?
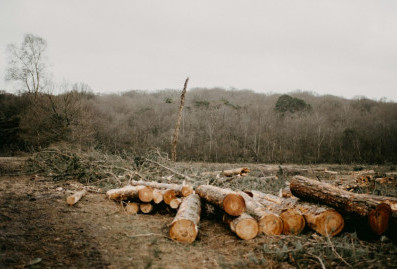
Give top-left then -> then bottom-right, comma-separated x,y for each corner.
144,158 -> 195,182
308,253 -> 326,269
325,229 -> 351,267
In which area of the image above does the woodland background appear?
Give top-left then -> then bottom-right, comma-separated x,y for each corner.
1,86 -> 396,164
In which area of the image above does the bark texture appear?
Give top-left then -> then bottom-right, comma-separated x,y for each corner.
290,176 -> 395,235
129,180 -> 193,197
196,185 -> 246,216
238,191 -> 283,235
169,194 -> 201,243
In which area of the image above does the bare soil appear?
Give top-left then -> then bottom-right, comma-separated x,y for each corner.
1,157 -> 396,269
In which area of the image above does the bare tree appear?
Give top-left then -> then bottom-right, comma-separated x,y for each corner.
5,33 -> 47,97
171,77 -> 189,162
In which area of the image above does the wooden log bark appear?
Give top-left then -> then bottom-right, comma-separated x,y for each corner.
223,213 -> 259,240
238,191 -> 283,235
140,203 -> 154,214
250,190 -> 344,237
196,185 -> 246,216
66,189 -> 87,206
170,198 -> 182,209
106,185 -> 153,202
125,202 -> 139,215
223,167 -> 250,177
290,176 -> 397,235
129,180 -> 193,197
169,194 -> 201,243
246,191 -> 305,235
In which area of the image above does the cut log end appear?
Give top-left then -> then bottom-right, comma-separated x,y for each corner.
258,214 -> 284,235
314,210 -> 344,237
181,185 -> 194,197
169,219 -> 198,243
163,190 -> 177,205
235,218 -> 258,240
138,186 -> 153,202
140,203 -> 154,214
170,198 -> 182,209
152,189 -> 163,204
223,193 -> 246,216
125,202 -> 139,215
369,203 -> 392,235
280,209 -> 306,235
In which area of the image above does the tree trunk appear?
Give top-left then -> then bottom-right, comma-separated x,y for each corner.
171,77 -> 189,162
246,190 -> 305,235
106,185 -> 153,202
129,180 -> 193,197
290,176 -> 396,235
223,167 -> 250,177
223,213 -> 259,240
140,203 -> 154,214
196,185 -> 246,216
169,194 -> 201,243
125,202 -> 139,215
238,191 -> 283,235
66,189 -> 87,206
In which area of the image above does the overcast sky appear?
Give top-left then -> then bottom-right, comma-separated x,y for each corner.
0,0 -> 396,100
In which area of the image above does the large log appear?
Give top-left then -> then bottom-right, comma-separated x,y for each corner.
169,194 -> 201,243
196,185 -> 246,216
290,176 -> 397,235
106,185 -> 153,202
129,180 -> 193,197
238,191 -> 283,235
223,213 -> 259,240
247,191 -> 305,235
66,189 -> 87,206
250,190 -> 344,237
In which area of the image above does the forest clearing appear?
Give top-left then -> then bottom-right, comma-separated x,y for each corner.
1,149 -> 396,269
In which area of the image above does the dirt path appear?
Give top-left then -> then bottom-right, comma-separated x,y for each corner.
0,175 -> 284,269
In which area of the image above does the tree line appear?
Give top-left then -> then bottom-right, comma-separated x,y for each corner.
1,87 -> 396,164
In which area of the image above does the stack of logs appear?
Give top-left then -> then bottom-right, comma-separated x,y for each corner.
76,174 -> 397,244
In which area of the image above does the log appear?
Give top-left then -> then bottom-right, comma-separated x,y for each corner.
140,203 -> 154,214
290,176 -> 397,235
152,189 -> 163,204
238,191 -> 283,235
247,191 -> 305,235
170,198 -> 182,209
106,185 -> 153,202
196,185 -> 246,216
125,202 -> 139,215
250,190 -> 344,236
169,194 -> 201,243
223,213 -> 259,240
223,167 -> 250,177
66,189 -> 87,206
129,180 -> 193,197
163,189 -> 177,205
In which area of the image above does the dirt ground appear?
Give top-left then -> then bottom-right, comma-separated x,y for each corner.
1,157 -> 397,269
0,174 -> 294,269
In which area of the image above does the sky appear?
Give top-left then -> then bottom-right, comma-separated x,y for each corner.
0,0 -> 396,101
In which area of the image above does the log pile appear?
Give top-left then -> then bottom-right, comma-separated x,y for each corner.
100,173 -> 396,243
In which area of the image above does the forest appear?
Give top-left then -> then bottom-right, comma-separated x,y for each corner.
1,86 -> 396,164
